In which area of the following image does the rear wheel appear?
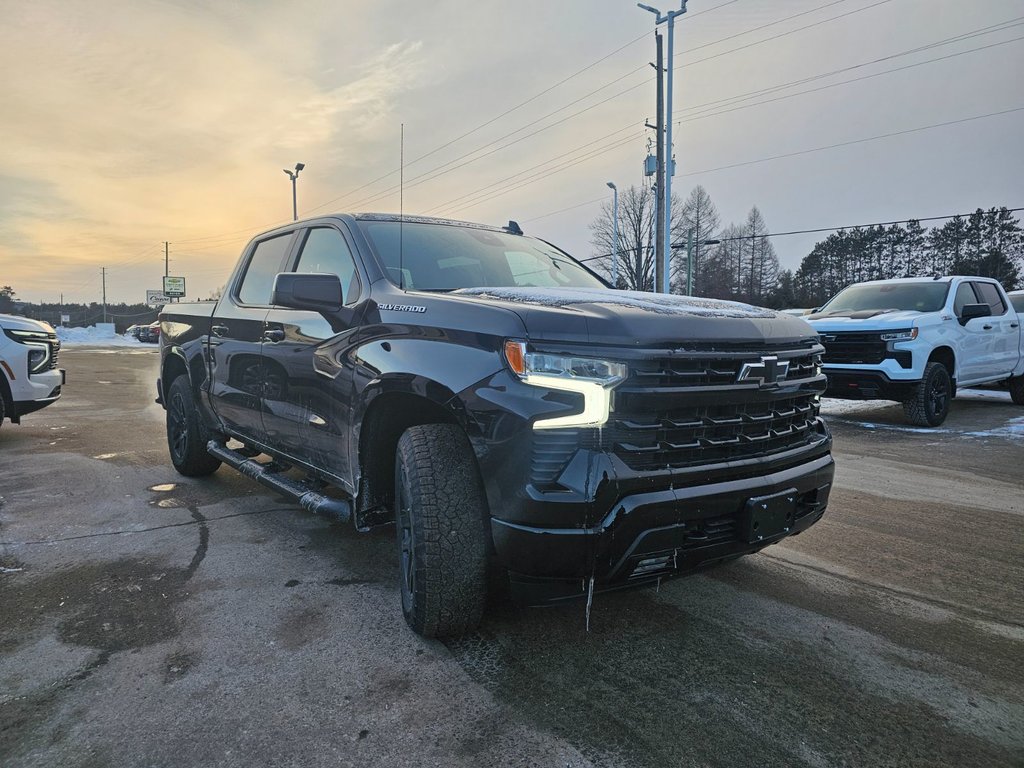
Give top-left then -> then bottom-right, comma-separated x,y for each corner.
902,362 -> 952,427
394,424 -> 488,638
1010,376 -> 1024,406
166,376 -> 222,477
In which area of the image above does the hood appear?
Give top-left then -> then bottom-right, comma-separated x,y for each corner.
451,287 -> 816,346
0,313 -> 54,334
805,309 -> 925,332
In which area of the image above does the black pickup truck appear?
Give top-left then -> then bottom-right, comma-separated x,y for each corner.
158,213 -> 834,637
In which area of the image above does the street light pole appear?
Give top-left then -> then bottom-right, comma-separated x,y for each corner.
606,182 -> 619,288
676,234 -> 721,296
282,162 -> 305,221
639,2 -> 687,293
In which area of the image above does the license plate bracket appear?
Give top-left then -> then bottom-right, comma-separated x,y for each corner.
741,488 -> 798,543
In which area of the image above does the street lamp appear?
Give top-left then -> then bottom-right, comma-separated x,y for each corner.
606,182 -> 619,288
671,231 -> 721,296
282,162 -> 305,221
639,1 -> 688,293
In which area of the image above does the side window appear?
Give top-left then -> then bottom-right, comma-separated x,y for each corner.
972,282 -> 1007,316
295,228 -> 359,304
953,282 -> 978,316
237,234 -> 293,305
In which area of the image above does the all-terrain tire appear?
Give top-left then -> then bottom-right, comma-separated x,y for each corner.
394,424 -> 488,638
0,391 -> 5,427
166,375 -> 222,477
902,361 -> 953,427
1010,376 -> 1024,406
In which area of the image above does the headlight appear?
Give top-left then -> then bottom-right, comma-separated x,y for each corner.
880,328 -> 918,342
504,340 -> 626,429
27,344 -> 50,373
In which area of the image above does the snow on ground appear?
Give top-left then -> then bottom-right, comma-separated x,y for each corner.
821,388 -> 1021,439
56,325 -> 146,347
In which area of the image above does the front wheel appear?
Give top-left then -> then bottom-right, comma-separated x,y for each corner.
902,362 -> 952,427
166,376 -> 222,477
1010,376 -> 1024,406
394,424 -> 488,638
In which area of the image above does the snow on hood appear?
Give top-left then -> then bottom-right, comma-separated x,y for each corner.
453,287 -> 777,318
0,313 -> 54,333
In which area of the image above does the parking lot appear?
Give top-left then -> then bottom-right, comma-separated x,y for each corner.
2,348 -> 1022,767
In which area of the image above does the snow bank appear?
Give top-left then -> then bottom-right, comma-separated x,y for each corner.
56,325 -> 143,347
454,287 -> 778,318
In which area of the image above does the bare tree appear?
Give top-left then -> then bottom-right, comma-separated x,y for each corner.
589,185 -> 687,291
671,185 -> 721,293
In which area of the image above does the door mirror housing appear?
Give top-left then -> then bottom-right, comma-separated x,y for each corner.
959,303 -> 991,325
272,273 -> 343,313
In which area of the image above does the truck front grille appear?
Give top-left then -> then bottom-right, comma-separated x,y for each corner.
819,332 -> 886,365
47,334 -> 61,369
608,343 -> 826,471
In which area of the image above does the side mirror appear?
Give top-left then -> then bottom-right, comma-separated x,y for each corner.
959,303 -> 991,325
272,273 -> 343,313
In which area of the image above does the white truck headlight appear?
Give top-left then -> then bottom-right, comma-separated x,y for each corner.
504,340 -> 626,429
880,328 -> 918,342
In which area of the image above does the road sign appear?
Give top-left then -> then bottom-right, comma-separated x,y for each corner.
163,276 -> 186,297
146,290 -> 172,306
60,313 -> 70,323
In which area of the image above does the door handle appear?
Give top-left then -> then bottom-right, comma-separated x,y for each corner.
982,324 -> 993,330
263,329 -> 286,343
1012,322 -> 1020,328
211,324 -> 229,337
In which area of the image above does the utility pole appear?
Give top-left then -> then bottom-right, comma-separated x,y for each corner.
653,30 -> 666,293
101,267 -> 107,324
164,241 -> 170,277
640,2 -> 688,293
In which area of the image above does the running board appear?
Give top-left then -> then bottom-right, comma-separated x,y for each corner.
207,441 -> 351,522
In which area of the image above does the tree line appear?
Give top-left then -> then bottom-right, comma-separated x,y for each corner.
0,287 -> 159,331
589,186 -> 1023,307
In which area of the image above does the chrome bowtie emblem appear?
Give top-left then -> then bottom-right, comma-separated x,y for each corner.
737,355 -> 790,385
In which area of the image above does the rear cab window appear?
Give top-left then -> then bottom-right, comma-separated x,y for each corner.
971,282 -> 1008,316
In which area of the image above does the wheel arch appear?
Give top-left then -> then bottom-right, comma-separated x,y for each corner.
928,345 -> 957,391
353,383 -> 469,531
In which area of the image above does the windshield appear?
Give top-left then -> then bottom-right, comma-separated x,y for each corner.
357,221 -> 606,292
1011,293 -> 1024,313
819,282 -> 950,314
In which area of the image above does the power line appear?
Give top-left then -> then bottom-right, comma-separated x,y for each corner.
524,107 -> 1024,227
318,0 -> 894,214
440,35 -> 1024,221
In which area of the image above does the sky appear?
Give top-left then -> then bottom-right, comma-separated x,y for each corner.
1,0 -> 1022,305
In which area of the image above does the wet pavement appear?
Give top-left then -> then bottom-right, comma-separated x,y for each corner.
1,348 -> 1021,767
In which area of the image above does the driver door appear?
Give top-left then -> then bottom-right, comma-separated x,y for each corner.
260,224 -> 363,487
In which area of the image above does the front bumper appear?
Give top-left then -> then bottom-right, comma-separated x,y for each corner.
491,452 -> 834,605
10,368 -> 65,420
823,368 -> 920,401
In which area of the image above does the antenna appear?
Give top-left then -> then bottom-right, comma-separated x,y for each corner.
399,123 -> 405,291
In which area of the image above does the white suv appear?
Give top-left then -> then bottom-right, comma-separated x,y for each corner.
806,277 -> 1024,426
0,314 -> 65,426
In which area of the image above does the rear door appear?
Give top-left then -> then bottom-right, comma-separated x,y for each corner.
207,231 -> 297,440
260,224 -> 364,485
972,281 -> 1018,378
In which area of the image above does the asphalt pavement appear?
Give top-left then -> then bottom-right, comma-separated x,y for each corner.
1,347 -> 1021,767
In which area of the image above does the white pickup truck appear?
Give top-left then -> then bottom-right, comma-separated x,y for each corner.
0,314 -> 65,427
806,276 -> 1024,426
